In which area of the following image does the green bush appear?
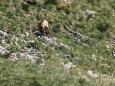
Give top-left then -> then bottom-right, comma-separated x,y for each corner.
21,2 -> 29,11
45,0 -> 59,5
96,21 -> 110,32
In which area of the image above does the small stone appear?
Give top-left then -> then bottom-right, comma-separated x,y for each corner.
61,62 -> 76,69
112,50 -> 115,57
87,70 -> 99,78
83,10 -> 96,15
0,30 -> 8,36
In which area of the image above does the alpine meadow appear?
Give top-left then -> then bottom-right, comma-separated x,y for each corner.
0,0 -> 115,86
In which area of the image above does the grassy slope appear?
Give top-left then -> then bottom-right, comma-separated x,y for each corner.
0,0 -> 115,86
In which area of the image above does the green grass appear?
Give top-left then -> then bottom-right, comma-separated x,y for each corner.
0,58 -> 114,86
0,0 -> 115,86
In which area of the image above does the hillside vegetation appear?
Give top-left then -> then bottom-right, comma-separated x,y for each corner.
0,0 -> 115,86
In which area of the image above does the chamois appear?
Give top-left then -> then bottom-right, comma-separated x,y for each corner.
38,20 -> 49,36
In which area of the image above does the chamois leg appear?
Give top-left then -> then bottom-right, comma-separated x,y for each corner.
44,27 -> 49,36
40,28 -> 45,36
